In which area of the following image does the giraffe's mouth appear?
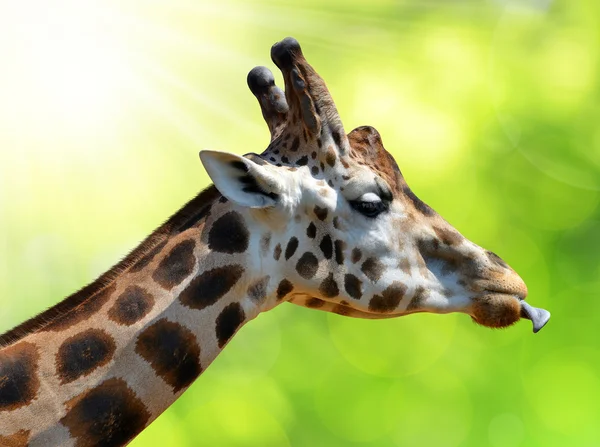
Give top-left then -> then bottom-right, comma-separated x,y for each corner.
519,300 -> 551,333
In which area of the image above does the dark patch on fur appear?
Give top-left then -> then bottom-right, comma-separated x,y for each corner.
344,274 -> 362,300
296,252 -> 319,279
247,276 -> 270,302
179,265 -> 244,311
273,243 -> 282,261
60,377 -> 150,446
297,155 -> 309,166
135,319 -> 201,392
334,240 -> 346,265
407,286 -> 428,311
314,206 -> 328,221
433,226 -> 463,247
306,297 -> 325,308
351,248 -> 362,264
152,240 -> 196,290
326,147 -> 336,167
285,237 -> 299,260
56,329 -> 116,384
361,257 -> 386,283
319,234 -> 333,260
0,342 -> 40,412
368,282 -> 407,312
276,279 -> 294,301
319,273 -> 339,298
108,286 -> 155,326
290,136 -> 300,152
208,212 -> 250,254
306,222 -> 317,239
216,303 -> 245,348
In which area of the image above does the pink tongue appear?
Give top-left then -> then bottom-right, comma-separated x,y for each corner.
520,301 -> 551,333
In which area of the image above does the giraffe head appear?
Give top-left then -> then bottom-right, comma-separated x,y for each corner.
200,38 -> 550,333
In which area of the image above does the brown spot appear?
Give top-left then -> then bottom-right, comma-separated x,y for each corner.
273,243 -> 282,261
311,166 -> 320,176
0,430 -> 30,447
351,248 -> 362,264
56,329 -> 116,384
332,217 -> 341,230
306,222 -> 317,239
179,265 -> 244,311
319,234 -> 333,260
361,257 -> 386,283
306,297 -> 325,308
0,342 -> 40,412
334,240 -> 346,265
152,240 -> 196,290
136,319 -> 201,392
434,226 -> 463,247
247,276 -> 270,302
208,211 -> 250,254
290,136 -> 300,152
43,284 -> 115,332
314,206 -> 328,221
216,303 -> 245,348
276,279 -> 294,301
326,146 -> 337,167
399,258 -> 411,275
285,237 -> 299,260
319,273 -> 339,298
61,377 -> 150,447
332,304 -> 351,316
407,286 -> 428,311
130,240 -> 168,273
344,274 -> 362,300
368,282 -> 407,312
260,233 -> 272,255
296,252 -> 319,279
311,151 -> 317,159
108,286 -> 154,326
341,158 -> 350,169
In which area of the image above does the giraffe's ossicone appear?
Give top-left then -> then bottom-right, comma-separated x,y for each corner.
0,37 -> 550,446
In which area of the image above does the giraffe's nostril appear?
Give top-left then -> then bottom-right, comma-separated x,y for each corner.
486,250 -> 509,269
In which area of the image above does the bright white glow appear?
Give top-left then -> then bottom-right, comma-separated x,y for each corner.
0,0 -> 132,137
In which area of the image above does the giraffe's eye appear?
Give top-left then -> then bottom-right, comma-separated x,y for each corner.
349,193 -> 388,218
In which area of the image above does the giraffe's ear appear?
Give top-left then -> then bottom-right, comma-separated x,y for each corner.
199,150 -> 284,208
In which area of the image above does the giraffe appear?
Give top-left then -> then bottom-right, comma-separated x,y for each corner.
0,37 -> 550,446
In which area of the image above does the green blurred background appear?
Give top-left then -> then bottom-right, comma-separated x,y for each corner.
1,0 -> 599,445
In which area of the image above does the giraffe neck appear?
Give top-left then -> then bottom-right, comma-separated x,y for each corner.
0,188 -> 286,446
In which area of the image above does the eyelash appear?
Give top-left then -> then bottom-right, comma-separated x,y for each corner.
349,199 -> 388,218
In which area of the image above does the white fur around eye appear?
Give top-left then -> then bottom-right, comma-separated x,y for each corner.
358,192 -> 382,203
